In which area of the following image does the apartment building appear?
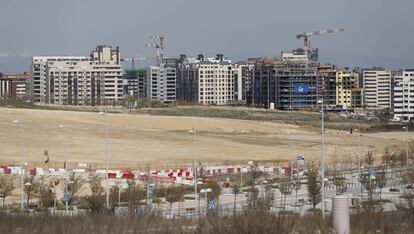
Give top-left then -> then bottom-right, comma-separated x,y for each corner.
363,69 -> 392,110
174,54 -> 245,105
336,70 -> 363,109
31,45 -> 123,106
0,72 -> 31,100
393,70 -> 414,121
123,69 -> 146,98
147,65 -> 176,103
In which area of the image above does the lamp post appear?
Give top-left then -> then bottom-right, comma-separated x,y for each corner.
403,126 -> 409,164
58,125 -> 69,212
13,119 -> 24,213
99,111 -> 109,209
354,129 -> 362,177
317,99 -> 325,219
190,128 -> 198,215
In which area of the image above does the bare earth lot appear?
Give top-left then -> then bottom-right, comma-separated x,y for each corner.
0,107 -> 407,169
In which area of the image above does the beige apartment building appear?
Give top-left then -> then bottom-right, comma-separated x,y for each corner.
32,46 -> 123,106
363,69 -> 392,110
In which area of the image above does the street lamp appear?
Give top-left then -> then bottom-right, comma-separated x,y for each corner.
58,125 -> 69,212
13,119 -> 24,213
317,99 -> 325,219
354,129 -> 362,179
403,126 -> 409,164
99,111 -> 109,209
189,128 -> 198,215
200,188 -> 212,215
118,182 -> 129,207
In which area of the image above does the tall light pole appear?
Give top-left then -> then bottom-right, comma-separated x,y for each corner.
190,128 -> 198,215
99,111 -> 109,209
403,126 -> 409,163
318,99 -> 325,219
59,125 -> 69,212
13,119 -> 24,213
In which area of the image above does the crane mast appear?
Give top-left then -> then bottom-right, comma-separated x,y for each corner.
146,35 -> 166,66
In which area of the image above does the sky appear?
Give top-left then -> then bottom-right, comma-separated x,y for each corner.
0,0 -> 413,72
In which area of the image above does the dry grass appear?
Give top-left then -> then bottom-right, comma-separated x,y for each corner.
0,210 -> 412,234
0,107 -> 407,169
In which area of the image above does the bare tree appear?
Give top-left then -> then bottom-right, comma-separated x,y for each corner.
231,180 -> 241,215
365,150 -> 375,168
165,185 -> 184,218
398,150 -> 408,172
376,169 -> 387,200
400,167 -> 414,216
278,176 -> 292,209
307,162 -> 321,210
38,180 -> 54,210
293,176 -> 301,206
360,174 -> 380,212
0,175 -> 16,208
24,176 -> 39,207
83,175 -> 105,214
67,173 -> 85,206
124,179 -> 145,207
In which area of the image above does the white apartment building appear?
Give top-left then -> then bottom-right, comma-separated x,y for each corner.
393,70 -> 414,121
197,61 -> 244,105
147,65 -> 176,103
32,46 -> 123,106
363,69 -> 392,110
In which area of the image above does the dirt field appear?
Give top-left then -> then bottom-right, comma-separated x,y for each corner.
0,107 -> 408,170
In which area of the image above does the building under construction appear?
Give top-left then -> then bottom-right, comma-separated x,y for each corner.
248,57 -> 325,110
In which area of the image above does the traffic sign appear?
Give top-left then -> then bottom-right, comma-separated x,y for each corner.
63,193 -> 70,202
208,200 -> 216,209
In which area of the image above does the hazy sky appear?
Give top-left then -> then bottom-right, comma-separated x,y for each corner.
0,0 -> 413,72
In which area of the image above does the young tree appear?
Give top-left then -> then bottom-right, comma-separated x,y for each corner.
231,180 -> 241,215
293,176 -> 302,206
376,170 -> 387,200
360,174 -> 380,212
24,176 -> 40,207
83,175 -> 105,214
38,180 -> 54,210
261,181 -> 274,211
398,150 -> 408,172
245,162 -> 261,211
0,175 -> 16,208
365,150 -> 375,168
278,176 -> 292,209
67,173 -> 85,206
165,185 -> 184,218
124,179 -> 145,207
307,162 -> 321,210
400,167 -> 414,216
333,174 -> 347,195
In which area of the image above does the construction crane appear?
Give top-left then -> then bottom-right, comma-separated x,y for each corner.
296,28 -> 344,59
121,56 -> 155,70
146,35 -> 165,66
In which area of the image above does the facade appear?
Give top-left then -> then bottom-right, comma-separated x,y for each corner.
176,59 -> 199,104
318,65 -> 337,109
393,70 -> 414,121
0,72 -> 31,100
32,45 -> 123,106
197,61 -> 239,105
174,54 -> 246,105
123,69 -> 146,98
363,69 -> 392,110
249,58 -> 321,110
146,65 -> 176,103
336,70 -> 363,109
